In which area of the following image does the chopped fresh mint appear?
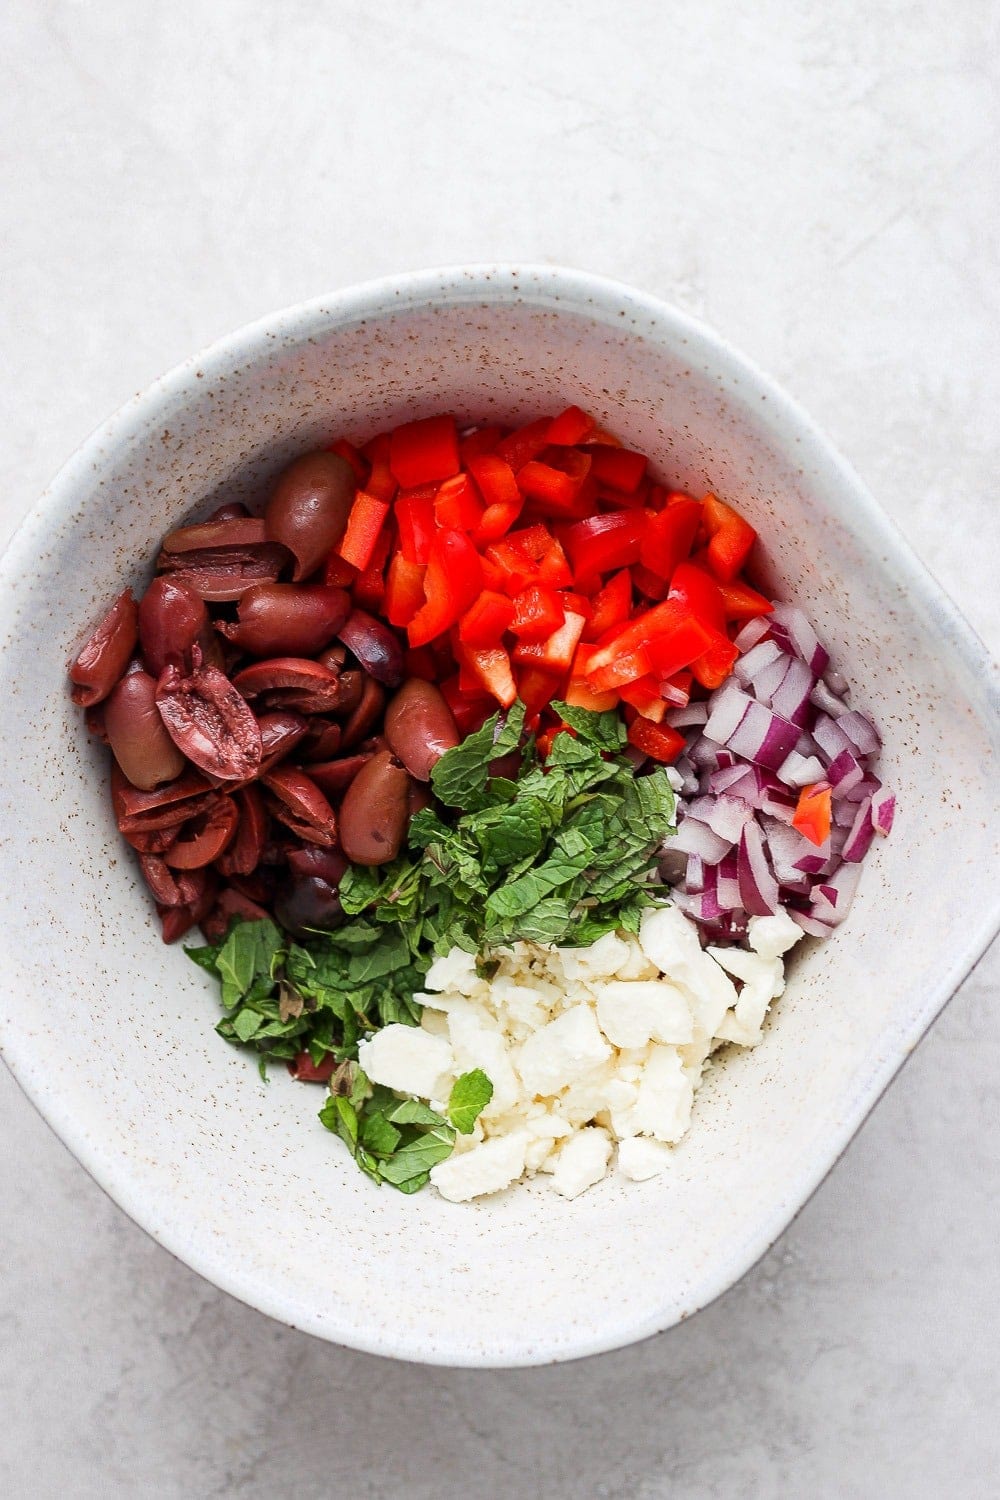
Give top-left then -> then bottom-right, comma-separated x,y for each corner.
447,1069 -> 494,1134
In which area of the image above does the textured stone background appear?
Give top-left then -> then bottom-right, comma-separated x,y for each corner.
1,2 -> 997,1495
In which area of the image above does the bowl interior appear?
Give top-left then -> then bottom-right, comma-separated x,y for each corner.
1,268 -> 997,1365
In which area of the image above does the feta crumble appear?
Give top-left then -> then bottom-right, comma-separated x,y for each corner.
358,904 -> 803,1203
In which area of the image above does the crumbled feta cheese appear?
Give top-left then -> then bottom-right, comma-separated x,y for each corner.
379,900 -> 799,1202
429,1130 -> 531,1202
550,1126 -> 613,1198
357,1024 -> 454,1099
617,1136 -> 674,1181
595,979 -> 694,1049
516,1004 -> 612,1097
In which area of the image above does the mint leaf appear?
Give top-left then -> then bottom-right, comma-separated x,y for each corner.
376,1123 -> 456,1191
215,918 -> 284,1008
431,700 -> 526,810
551,701 -> 627,751
447,1070 -> 494,1134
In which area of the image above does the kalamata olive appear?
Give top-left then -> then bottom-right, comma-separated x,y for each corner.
201,885 -> 271,943
257,710 -> 310,770
384,679 -> 460,781
328,669 -> 364,719
155,544 -> 292,602
216,584 -> 351,658
340,676 -> 385,749
274,877 -> 344,938
408,782 -> 433,819
104,669 -> 187,790
264,452 -> 355,581
316,644 -> 347,671
160,516 -> 270,554
304,753 -> 374,796
337,608 -> 404,687
69,590 -> 138,706
156,868 -> 217,943
156,659 -> 263,780
338,749 -> 411,866
164,796 -> 239,869
227,869 -> 276,906
206,502 -> 250,522
138,576 -> 210,677
231,656 -> 340,699
215,786 -> 269,877
299,720 -> 343,762
286,845 -> 348,885
139,854 -> 204,908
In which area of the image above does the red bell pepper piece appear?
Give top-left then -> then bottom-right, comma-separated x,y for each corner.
668,561 -> 727,633
440,675 -> 495,736
395,490 -> 437,565
793,781 -> 833,846
458,591 -> 515,648
565,510 -> 646,579
288,1051 -> 336,1082
631,563 -> 670,601
689,631 -> 740,691
384,553 -> 427,629
474,501 -> 523,543
702,493 -> 757,582
389,414 -> 460,488
516,666 -> 561,724
434,473 -> 484,532
327,438 -> 369,487
462,644 -> 518,708
510,585 -> 565,643
459,425 -> 506,461
352,527 -> 392,611
626,717 -> 685,764
588,444 -> 648,494
505,525 -> 573,588
483,537 -> 538,596
494,417 -> 552,471
588,597 -> 714,680
564,678 -> 618,711
585,645 -> 652,694
583,570 -> 632,640
618,674 -> 668,723
545,405 -> 595,445
362,434 -> 398,503
718,579 -> 774,620
466,452 -> 524,541
404,645 -> 437,681
536,724 -> 576,758
407,529 -> 484,647
337,491 -> 390,572
517,449 -> 592,514
511,611 -> 587,675
639,498 -> 701,579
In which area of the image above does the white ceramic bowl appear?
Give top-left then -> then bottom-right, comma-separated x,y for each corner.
1,266 -> 997,1367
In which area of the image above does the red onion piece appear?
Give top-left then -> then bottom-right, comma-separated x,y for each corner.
737,822 -> 779,917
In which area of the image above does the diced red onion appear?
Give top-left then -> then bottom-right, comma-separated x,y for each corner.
810,678 -> 848,717
770,657 -> 816,727
811,712 -> 855,765
753,654 -> 794,705
769,602 -> 830,676
789,909 -> 837,938
836,711 -> 882,757
759,782 -> 798,822
685,853 -> 706,893
732,617 -> 772,653
715,849 -> 742,910
687,794 -> 753,844
826,748 -> 866,798
660,678 -> 691,708
841,798 -> 875,863
665,702 -> 709,729
872,792 -> 896,836
737,821 -> 780,916
777,749 -> 826,788
734,639 -> 783,687
664,818 -> 732,864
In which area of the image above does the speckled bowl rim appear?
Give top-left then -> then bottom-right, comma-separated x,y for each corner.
1,264 -> 998,1367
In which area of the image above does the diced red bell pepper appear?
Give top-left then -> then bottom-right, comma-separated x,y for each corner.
459,425 -> 506,461
395,489 -> 437,565
517,666 -> 561,724
338,491 -> 390,572
510,585 -> 565,643
689,630 -> 740,691
434,473 -> 484,532
407,529 -> 484,647
618,674 -> 668,723
517,449 -> 592,515
639,498 -> 701,579
545,405 -> 595,446
440,675 -> 495,736
536,724 -> 576,759
668,561 -> 727,633
475,501 -> 524,543
564,678 -> 618,711
631,563 -> 670,601
626,717 -> 685,763
458,591 -> 515,648
493,417 -> 552,471
483,537 -> 538,596
702,493 -> 757,582
588,597 -> 715,681
585,645 -> 652,694
718,579 -> 774,620
505,525 -> 572,588
565,510 -> 646,579
389,414 -> 460,488
461,644 -> 518,708
384,553 -> 427,629
327,438 -> 369,486
466,453 -> 524,541
584,570 -> 632,640
793,781 -> 833,846
288,1051 -> 336,1082
362,433 -> 398,503
587,445 -> 648,494
511,611 -> 587,675
352,527 -> 392,611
